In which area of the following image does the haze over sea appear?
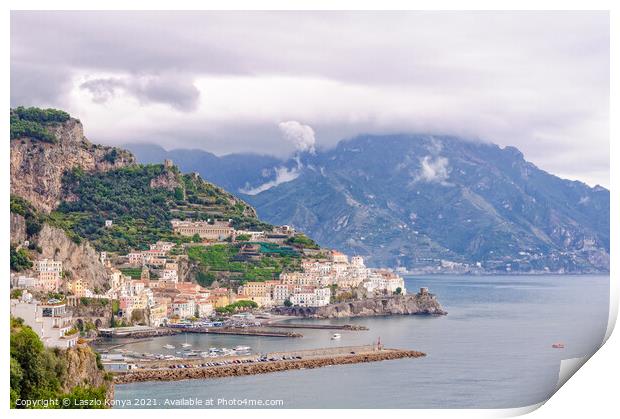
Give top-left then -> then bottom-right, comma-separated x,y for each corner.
114,275 -> 609,408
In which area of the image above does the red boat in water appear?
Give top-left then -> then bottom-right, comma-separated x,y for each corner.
552,343 -> 565,349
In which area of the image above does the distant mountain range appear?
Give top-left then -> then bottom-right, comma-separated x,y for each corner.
126,134 -> 610,273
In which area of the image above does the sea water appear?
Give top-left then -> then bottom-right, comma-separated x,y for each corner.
113,275 -> 609,409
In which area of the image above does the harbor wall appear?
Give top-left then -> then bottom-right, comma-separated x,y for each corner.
114,347 -> 425,384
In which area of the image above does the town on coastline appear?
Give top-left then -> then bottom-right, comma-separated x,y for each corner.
10,210 -> 420,354
9,109 -> 442,405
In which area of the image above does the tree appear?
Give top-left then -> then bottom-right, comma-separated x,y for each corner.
235,234 -> 251,242
10,246 -> 32,271
192,233 -> 202,243
395,287 -> 402,295
283,299 -> 293,307
10,318 -> 62,402
10,357 -> 23,407
196,271 -> 216,287
174,187 -> 185,201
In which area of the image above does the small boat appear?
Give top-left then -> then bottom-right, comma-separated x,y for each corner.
552,343 -> 565,349
331,333 -> 341,340
181,334 -> 192,348
163,344 -> 175,350
234,345 -> 251,351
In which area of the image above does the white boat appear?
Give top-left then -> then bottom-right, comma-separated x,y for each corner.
234,345 -> 251,351
181,334 -> 192,348
163,344 -> 175,349
331,333 -> 341,340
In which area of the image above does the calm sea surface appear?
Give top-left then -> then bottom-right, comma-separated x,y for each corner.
112,275 -> 609,408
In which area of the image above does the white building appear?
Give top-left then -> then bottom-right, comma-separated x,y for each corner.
12,274 -> 37,289
160,269 -> 179,284
289,287 -> 331,308
314,287 -> 331,306
10,295 -> 78,349
363,271 -> 406,295
196,301 -> 214,318
234,230 -> 265,241
273,284 -> 293,305
171,299 -> 196,318
289,292 -> 316,307
150,241 -> 175,252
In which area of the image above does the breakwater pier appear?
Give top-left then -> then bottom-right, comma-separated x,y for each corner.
177,327 -> 302,337
113,345 -> 425,384
267,323 -> 368,331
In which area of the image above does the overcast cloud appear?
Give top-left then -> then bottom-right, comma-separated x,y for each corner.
10,11 -> 609,187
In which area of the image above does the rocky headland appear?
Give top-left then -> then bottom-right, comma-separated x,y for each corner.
272,291 -> 447,318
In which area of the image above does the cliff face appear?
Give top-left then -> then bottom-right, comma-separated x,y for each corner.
274,293 -> 447,318
36,224 -> 109,290
10,213 -> 27,244
10,118 -> 134,213
61,345 -> 114,400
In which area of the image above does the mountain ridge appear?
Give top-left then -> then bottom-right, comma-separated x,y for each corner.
127,134 -> 609,273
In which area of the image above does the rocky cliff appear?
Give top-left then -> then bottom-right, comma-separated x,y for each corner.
274,292 -> 447,318
61,345 -> 114,400
10,117 -> 134,213
10,213 -> 27,244
35,224 -> 110,290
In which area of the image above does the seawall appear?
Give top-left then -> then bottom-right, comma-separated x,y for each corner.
113,346 -> 425,384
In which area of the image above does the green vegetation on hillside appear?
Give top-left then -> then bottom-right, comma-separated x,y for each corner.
10,246 -> 32,272
215,300 -> 258,314
187,243 -> 301,282
119,267 -> 143,279
50,164 -> 262,252
11,195 -> 44,237
10,107 -> 70,143
10,317 -> 108,409
285,233 -> 320,249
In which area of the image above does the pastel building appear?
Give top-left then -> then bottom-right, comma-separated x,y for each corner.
66,278 -> 88,298
34,259 -> 62,292
171,219 -> 234,240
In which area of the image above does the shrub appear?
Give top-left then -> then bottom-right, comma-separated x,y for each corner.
10,246 -> 32,271
10,107 -> 70,143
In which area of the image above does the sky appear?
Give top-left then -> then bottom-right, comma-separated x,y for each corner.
10,11 -> 610,187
